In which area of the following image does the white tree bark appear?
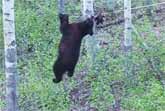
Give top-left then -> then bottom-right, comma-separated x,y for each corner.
58,0 -> 65,14
2,0 -> 18,111
124,0 -> 136,87
82,0 -> 97,64
82,0 -> 94,18
124,0 -> 132,51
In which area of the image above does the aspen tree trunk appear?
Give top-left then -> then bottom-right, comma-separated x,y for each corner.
124,0 -> 137,88
82,0 -> 97,65
2,0 -> 18,111
123,0 -> 134,86
124,0 -> 132,51
58,0 -> 65,14
82,0 -> 94,18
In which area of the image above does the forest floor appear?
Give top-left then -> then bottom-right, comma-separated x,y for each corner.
68,4 -> 165,111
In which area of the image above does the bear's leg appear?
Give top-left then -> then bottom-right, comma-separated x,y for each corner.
67,67 -> 75,77
52,70 -> 63,83
53,60 -> 66,83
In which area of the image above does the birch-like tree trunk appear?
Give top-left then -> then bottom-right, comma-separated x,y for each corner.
82,0 -> 97,65
124,0 -> 135,87
124,0 -> 132,51
58,0 -> 65,14
82,0 -> 94,18
2,0 -> 18,111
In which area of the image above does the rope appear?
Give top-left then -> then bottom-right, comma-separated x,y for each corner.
132,2 -> 165,10
113,2 -> 165,13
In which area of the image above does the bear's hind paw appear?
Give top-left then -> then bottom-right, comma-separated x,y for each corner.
52,78 -> 62,83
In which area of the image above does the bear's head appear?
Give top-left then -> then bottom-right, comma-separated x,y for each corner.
83,17 -> 94,36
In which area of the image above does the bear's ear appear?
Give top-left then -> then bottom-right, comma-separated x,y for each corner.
59,14 -> 69,34
59,13 -> 69,24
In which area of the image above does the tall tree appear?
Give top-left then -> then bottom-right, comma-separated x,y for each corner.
82,0 -> 97,65
123,0 -> 138,89
58,0 -> 65,14
124,0 -> 132,51
82,0 -> 94,18
2,0 -> 18,111
123,0 -> 134,86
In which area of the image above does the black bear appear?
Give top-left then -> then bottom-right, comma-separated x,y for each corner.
53,13 -> 103,83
